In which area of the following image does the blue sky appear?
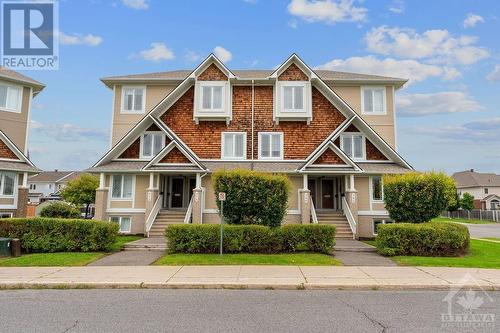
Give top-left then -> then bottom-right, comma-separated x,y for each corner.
22,0 -> 500,174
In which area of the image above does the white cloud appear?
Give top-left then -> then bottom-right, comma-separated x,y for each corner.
122,0 -> 148,10
288,19 -> 299,29
138,43 -> 174,62
315,55 -> 456,85
388,0 -> 404,14
287,0 -> 367,24
243,0 -> 258,4
59,32 -> 103,46
30,120 -> 108,142
463,13 -> 484,28
185,50 -> 201,62
213,46 -> 232,63
396,91 -> 484,117
486,65 -> 500,81
412,118 -> 500,143
364,26 -> 489,65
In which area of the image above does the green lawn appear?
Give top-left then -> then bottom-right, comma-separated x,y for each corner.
362,240 -> 377,247
0,235 -> 143,267
432,217 -> 494,224
393,239 -> 500,269
154,253 -> 341,266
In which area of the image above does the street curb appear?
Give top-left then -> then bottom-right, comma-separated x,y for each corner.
1,282 -> 498,291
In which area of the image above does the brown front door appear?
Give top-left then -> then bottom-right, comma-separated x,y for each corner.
322,179 -> 334,209
171,178 -> 184,208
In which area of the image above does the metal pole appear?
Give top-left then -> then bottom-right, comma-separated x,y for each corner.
220,201 -> 224,256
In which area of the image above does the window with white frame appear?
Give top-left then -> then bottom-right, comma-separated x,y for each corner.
121,86 -> 145,113
362,87 -> 386,114
110,216 -> 131,233
259,132 -> 283,159
371,176 -> 383,202
0,212 -> 13,219
0,83 -> 22,113
30,184 -> 36,190
111,175 -> 134,200
201,85 -> 224,111
222,132 -> 246,160
341,133 -> 365,160
0,172 -> 15,196
140,132 -> 165,159
282,85 -> 305,112
485,188 -> 489,194
373,219 -> 393,235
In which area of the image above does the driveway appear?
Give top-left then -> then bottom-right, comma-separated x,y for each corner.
461,222 -> 500,238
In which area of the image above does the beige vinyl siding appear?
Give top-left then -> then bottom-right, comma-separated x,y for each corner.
288,175 -> 301,211
202,175 -> 217,210
0,197 -> 15,205
111,85 -> 176,145
0,86 -> 31,151
331,85 -> 396,148
354,176 -> 370,211
134,175 -> 148,209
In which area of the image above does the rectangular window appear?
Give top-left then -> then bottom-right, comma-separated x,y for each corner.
283,85 -> 304,112
222,132 -> 246,160
371,176 -> 383,201
0,213 -> 13,219
110,216 -> 131,233
121,87 -> 145,113
341,134 -> 365,160
111,175 -> 134,200
141,132 -> 165,159
362,87 -> 386,114
259,133 -> 283,159
0,172 -> 15,196
373,219 -> 393,235
201,85 -> 223,111
0,83 -> 22,113
485,188 -> 489,194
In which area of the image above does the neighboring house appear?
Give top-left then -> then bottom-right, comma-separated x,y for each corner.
88,54 -> 412,238
452,169 -> 500,210
0,67 -> 45,219
28,170 -> 82,203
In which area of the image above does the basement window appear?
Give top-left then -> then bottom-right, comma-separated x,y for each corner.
110,216 -> 131,233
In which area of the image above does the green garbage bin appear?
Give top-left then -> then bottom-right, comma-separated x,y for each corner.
0,237 -> 11,256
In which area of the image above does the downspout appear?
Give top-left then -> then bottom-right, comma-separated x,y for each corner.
251,79 -> 255,170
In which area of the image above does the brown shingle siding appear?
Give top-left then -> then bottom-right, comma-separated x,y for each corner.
160,147 -> 191,163
0,138 -> 18,160
366,140 -> 388,161
278,63 -> 309,81
314,148 -> 344,165
198,64 -> 228,81
118,138 -> 140,159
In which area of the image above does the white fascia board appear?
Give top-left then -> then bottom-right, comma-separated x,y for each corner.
191,53 -> 235,79
269,54 -> 316,79
0,129 -> 34,166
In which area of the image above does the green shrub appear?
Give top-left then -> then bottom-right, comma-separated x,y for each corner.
166,224 -> 336,254
40,202 -> 81,219
375,222 -> 469,256
383,172 -> 456,223
213,169 -> 291,228
460,193 -> 475,211
0,218 -> 118,252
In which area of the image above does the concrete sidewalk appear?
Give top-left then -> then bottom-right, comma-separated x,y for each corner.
1,266 -> 500,290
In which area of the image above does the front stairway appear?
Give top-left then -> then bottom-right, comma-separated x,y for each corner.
148,210 -> 186,237
316,211 -> 354,239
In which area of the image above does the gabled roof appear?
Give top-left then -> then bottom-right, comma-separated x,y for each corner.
0,129 -> 36,168
483,194 -> 500,201
28,171 -> 82,183
143,141 -> 205,171
0,67 -> 45,93
452,170 -> 500,188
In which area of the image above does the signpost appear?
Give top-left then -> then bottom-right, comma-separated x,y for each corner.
218,192 -> 226,255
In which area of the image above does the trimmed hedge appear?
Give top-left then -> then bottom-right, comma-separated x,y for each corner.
40,202 -> 81,219
213,169 -> 291,228
0,218 -> 118,253
166,224 -> 336,254
375,222 -> 469,257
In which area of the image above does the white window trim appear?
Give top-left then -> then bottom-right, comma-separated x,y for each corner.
0,212 -> 13,218
361,86 -> 387,115
0,82 -> 22,113
200,84 -> 225,112
258,132 -> 284,160
120,85 -> 146,114
109,216 -> 132,233
0,172 -> 17,198
221,132 -> 247,160
372,218 -> 393,236
139,131 -> 166,160
340,132 -> 366,161
110,174 -> 135,201
196,81 -> 228,114
369,175 -> 384,203
281,82 -> 307,113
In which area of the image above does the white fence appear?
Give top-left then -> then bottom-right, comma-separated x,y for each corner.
443,210 -> 500,222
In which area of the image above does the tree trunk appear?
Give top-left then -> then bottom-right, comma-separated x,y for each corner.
85,204 -> 90,219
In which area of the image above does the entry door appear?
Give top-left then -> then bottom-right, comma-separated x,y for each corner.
321,179 -> 334,209
308,179 -> 316,206
171,178 -> 184,208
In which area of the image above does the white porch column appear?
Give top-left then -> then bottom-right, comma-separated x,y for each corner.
344,174 -> 359,239
94,173 -> 108,221
192,173 -> 203,224
99,173 -> 105,188
145,173 -> 160,233
300,174 -> 311,224
22,172 -> 28,188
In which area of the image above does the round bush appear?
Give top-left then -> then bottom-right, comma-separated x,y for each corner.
375,222 -> 470,257
40,201 -> 81,219
383,172 -> 456,223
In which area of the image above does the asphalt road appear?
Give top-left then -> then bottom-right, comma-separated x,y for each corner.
464,223 -> 500,238
1,290 -> 499,332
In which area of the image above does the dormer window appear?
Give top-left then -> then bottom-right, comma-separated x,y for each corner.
283,85 -> 305,112
140,132 -> 165,159
194,81 -> 230,123
0,82 -> 22,113
202,85 -> 223,111
121,86 -> 145,114
275,81 -> 311,123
